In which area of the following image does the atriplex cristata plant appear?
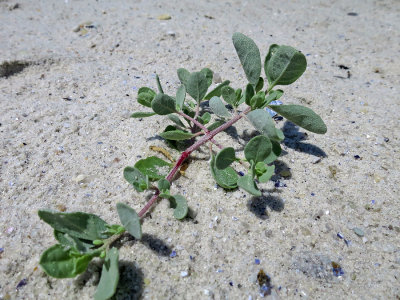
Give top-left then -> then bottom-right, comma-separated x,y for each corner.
38,33 -> 326,299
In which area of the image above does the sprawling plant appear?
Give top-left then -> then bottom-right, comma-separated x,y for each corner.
38,33 -> 326,299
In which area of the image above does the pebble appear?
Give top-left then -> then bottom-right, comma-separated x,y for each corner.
180,271 -> 189,277
74,174 -> 87,184
353,227 -> 364,237
213,73 -> 222,83
312,157 -> 321,164
255,258 -> 260,265
166,30 -> 176,37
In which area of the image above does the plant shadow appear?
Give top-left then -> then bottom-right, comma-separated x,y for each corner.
141,233 -> 173,257
74,260 -> 144,299
282,121 -> 327,157
247,194 -> 285,220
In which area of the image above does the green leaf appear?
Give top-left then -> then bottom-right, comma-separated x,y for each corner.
176,85 -> 186,111
94,248 -> 119,300
200,68 -> 213,87
159,130 -> 195,141
131,112 -> 156,118
204,80 -> 230,100
123,167 -> 149,192
169,194 -> 188,220
38,210 -> 109,240
116,203 -> 142,240
134,156 -> 171,180
177,68 -> 190,87
237,174 -> 262,196
232,32 -> 262,86
155,74 -> 164,94
186,71 -> 209,102
235,88 -> 242,105
265,89 -> 283,105
221,86 -> 236,106
40,244 -> 93,278
199,112 -> 211,124
258,165 -> 275,183
151,94 -> 176,115
264,45 -> 307,87
207,120 -> 225,131
215,147 -> 236,169
244,83 -> 255,106
162,125 -> 188,150
137,90 -> 156,108
210,155 -> 238,189
54,231 -> 94,254
157,178 -> 170,191
255,77 -> 264,93
265,140 -> 282,164
209,96 -> 230,118
268,104 -> 327,134
250,91 -> 266,110
247,109 -> 284,141
168,114 -> 185,127
244,135 -> 272,163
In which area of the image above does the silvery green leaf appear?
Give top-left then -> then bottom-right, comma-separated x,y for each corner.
151,94 -> 176,115
232,32 -> 262,86
186,71 -> 209,102
209,96 -> 230,118
268,104 -> 327,134
94,248 -> 119,300
264,45 -> 307,87
116,203 -> 142,240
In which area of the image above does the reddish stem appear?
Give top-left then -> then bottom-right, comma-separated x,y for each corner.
137,107 -> 251,218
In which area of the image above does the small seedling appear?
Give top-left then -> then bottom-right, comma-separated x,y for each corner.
38,33 -> 326,299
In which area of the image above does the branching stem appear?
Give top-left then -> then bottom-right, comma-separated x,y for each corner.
138,107 -> 251,218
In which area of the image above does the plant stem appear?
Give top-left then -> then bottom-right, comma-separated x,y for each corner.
138,107 -> 251,218
177,111 -> 223,149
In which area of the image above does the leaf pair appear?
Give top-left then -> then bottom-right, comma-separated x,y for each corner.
38,211 -> 109,278
177,68 -> 212,103
232,32 -> 307,93
157,178 -> 188,220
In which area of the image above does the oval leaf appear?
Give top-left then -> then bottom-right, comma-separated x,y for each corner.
40,244 -> 93,278
151,94 -> 176,115
247,109 -> 283,141
175,85 -> 186,111
232,32 -> 262,86
186,71 -> 209,102
268,104 -> 327,134
264,140 -> 282,164
209,96 -> 230,118
94,248 -> 119,300
168,114 -> 185,127
244,135 -> 272,163
237,174 -> 262,196
38,210 -> 109,240
258,164 -> 275,183
157,178 -> 170,191
210,155 -> 238,189
134,156 -> 171,180
221,86 -> 236,106
177,68 -> 190,87
159,130 -> 195,141
116,203 -> 142,239
200,68 -> 213,87
204,80 -> 230,100
265,45 -> 307,87
123,167 -> 149,191
215,147 -> 236,169
137,92 -> 155,108
169,194 -> 188,220
244,83 -> 255,106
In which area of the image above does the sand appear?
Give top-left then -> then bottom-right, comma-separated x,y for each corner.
1,0 -> 399,299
